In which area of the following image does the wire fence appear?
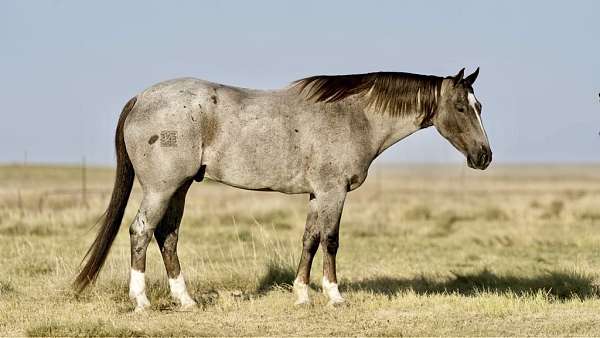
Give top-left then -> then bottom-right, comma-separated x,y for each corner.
3,155 -> 112,214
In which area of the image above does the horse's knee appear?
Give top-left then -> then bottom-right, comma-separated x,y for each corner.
321,230 -> 339,255
302,230 -> 320,254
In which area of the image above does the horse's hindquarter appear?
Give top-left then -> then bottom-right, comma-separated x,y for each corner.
123,79 -> 210,192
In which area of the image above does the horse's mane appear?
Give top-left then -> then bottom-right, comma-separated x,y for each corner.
292,72 -> 443,117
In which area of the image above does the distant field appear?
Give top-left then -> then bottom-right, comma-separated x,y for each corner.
2,164 -> 600,336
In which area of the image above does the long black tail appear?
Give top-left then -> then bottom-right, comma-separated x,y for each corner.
73,96 -> 137,293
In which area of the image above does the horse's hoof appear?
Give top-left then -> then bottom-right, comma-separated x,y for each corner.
131,292 -> 151,313
327,297 -> 346,307
179,301 -> 198,312
133,304 -> 150,313
294,297 -> 311,306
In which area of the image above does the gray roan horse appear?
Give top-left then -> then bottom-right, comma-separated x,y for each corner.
74,68 -> 491,310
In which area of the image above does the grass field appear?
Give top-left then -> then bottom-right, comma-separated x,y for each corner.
2,164 -> 600,336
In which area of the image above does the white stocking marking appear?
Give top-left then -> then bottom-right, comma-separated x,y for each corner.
168,274 -> 196,307
293,278 -> 310,305
322,276 -> 344,304
129,269 -> 150,310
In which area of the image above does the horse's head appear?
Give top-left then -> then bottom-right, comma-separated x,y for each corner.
433,67 -> 492,170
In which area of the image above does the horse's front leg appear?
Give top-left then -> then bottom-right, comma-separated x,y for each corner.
317,187 -> 347,306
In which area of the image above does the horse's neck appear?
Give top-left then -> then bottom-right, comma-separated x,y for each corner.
285,89 -> 425,158
365,110 -> 424,157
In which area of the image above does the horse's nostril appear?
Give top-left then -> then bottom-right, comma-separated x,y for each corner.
479,152 -> 487,165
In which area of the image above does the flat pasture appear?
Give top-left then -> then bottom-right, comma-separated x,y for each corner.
1,164 -> 600,336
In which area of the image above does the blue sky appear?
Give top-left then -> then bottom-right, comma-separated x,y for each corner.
1,0 -> 598,165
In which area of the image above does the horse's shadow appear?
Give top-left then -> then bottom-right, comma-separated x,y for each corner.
343,268 -> 599,300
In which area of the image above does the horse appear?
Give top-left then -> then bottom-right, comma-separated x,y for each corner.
74,67 -> 491,310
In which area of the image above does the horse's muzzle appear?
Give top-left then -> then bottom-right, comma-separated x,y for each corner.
467,146 -> 492,170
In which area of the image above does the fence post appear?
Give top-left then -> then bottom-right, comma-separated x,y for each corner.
17,189 -> 24,216
82,156 -> 88,208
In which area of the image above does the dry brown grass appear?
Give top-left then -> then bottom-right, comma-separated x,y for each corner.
2,164 -> 600,336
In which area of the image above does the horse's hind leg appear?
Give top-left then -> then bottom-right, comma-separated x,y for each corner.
128,189 -> 175,311
123,93 -> 204,311
293,194 -> 319,305
154,179 -> 196,310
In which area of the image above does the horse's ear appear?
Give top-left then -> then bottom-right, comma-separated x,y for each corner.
453,68 -> 465,85
465,67 -> 480,86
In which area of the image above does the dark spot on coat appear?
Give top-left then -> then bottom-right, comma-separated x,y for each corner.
148,135 -> 158,144
294,129 -> 299,132
211,95 -> 217,104
183,105 -> 187,108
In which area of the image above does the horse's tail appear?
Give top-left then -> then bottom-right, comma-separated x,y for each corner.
73,96 -> 137,293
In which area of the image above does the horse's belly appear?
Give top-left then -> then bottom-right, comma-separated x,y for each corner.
203,135 -> 310,194
204,158 -> 309,193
